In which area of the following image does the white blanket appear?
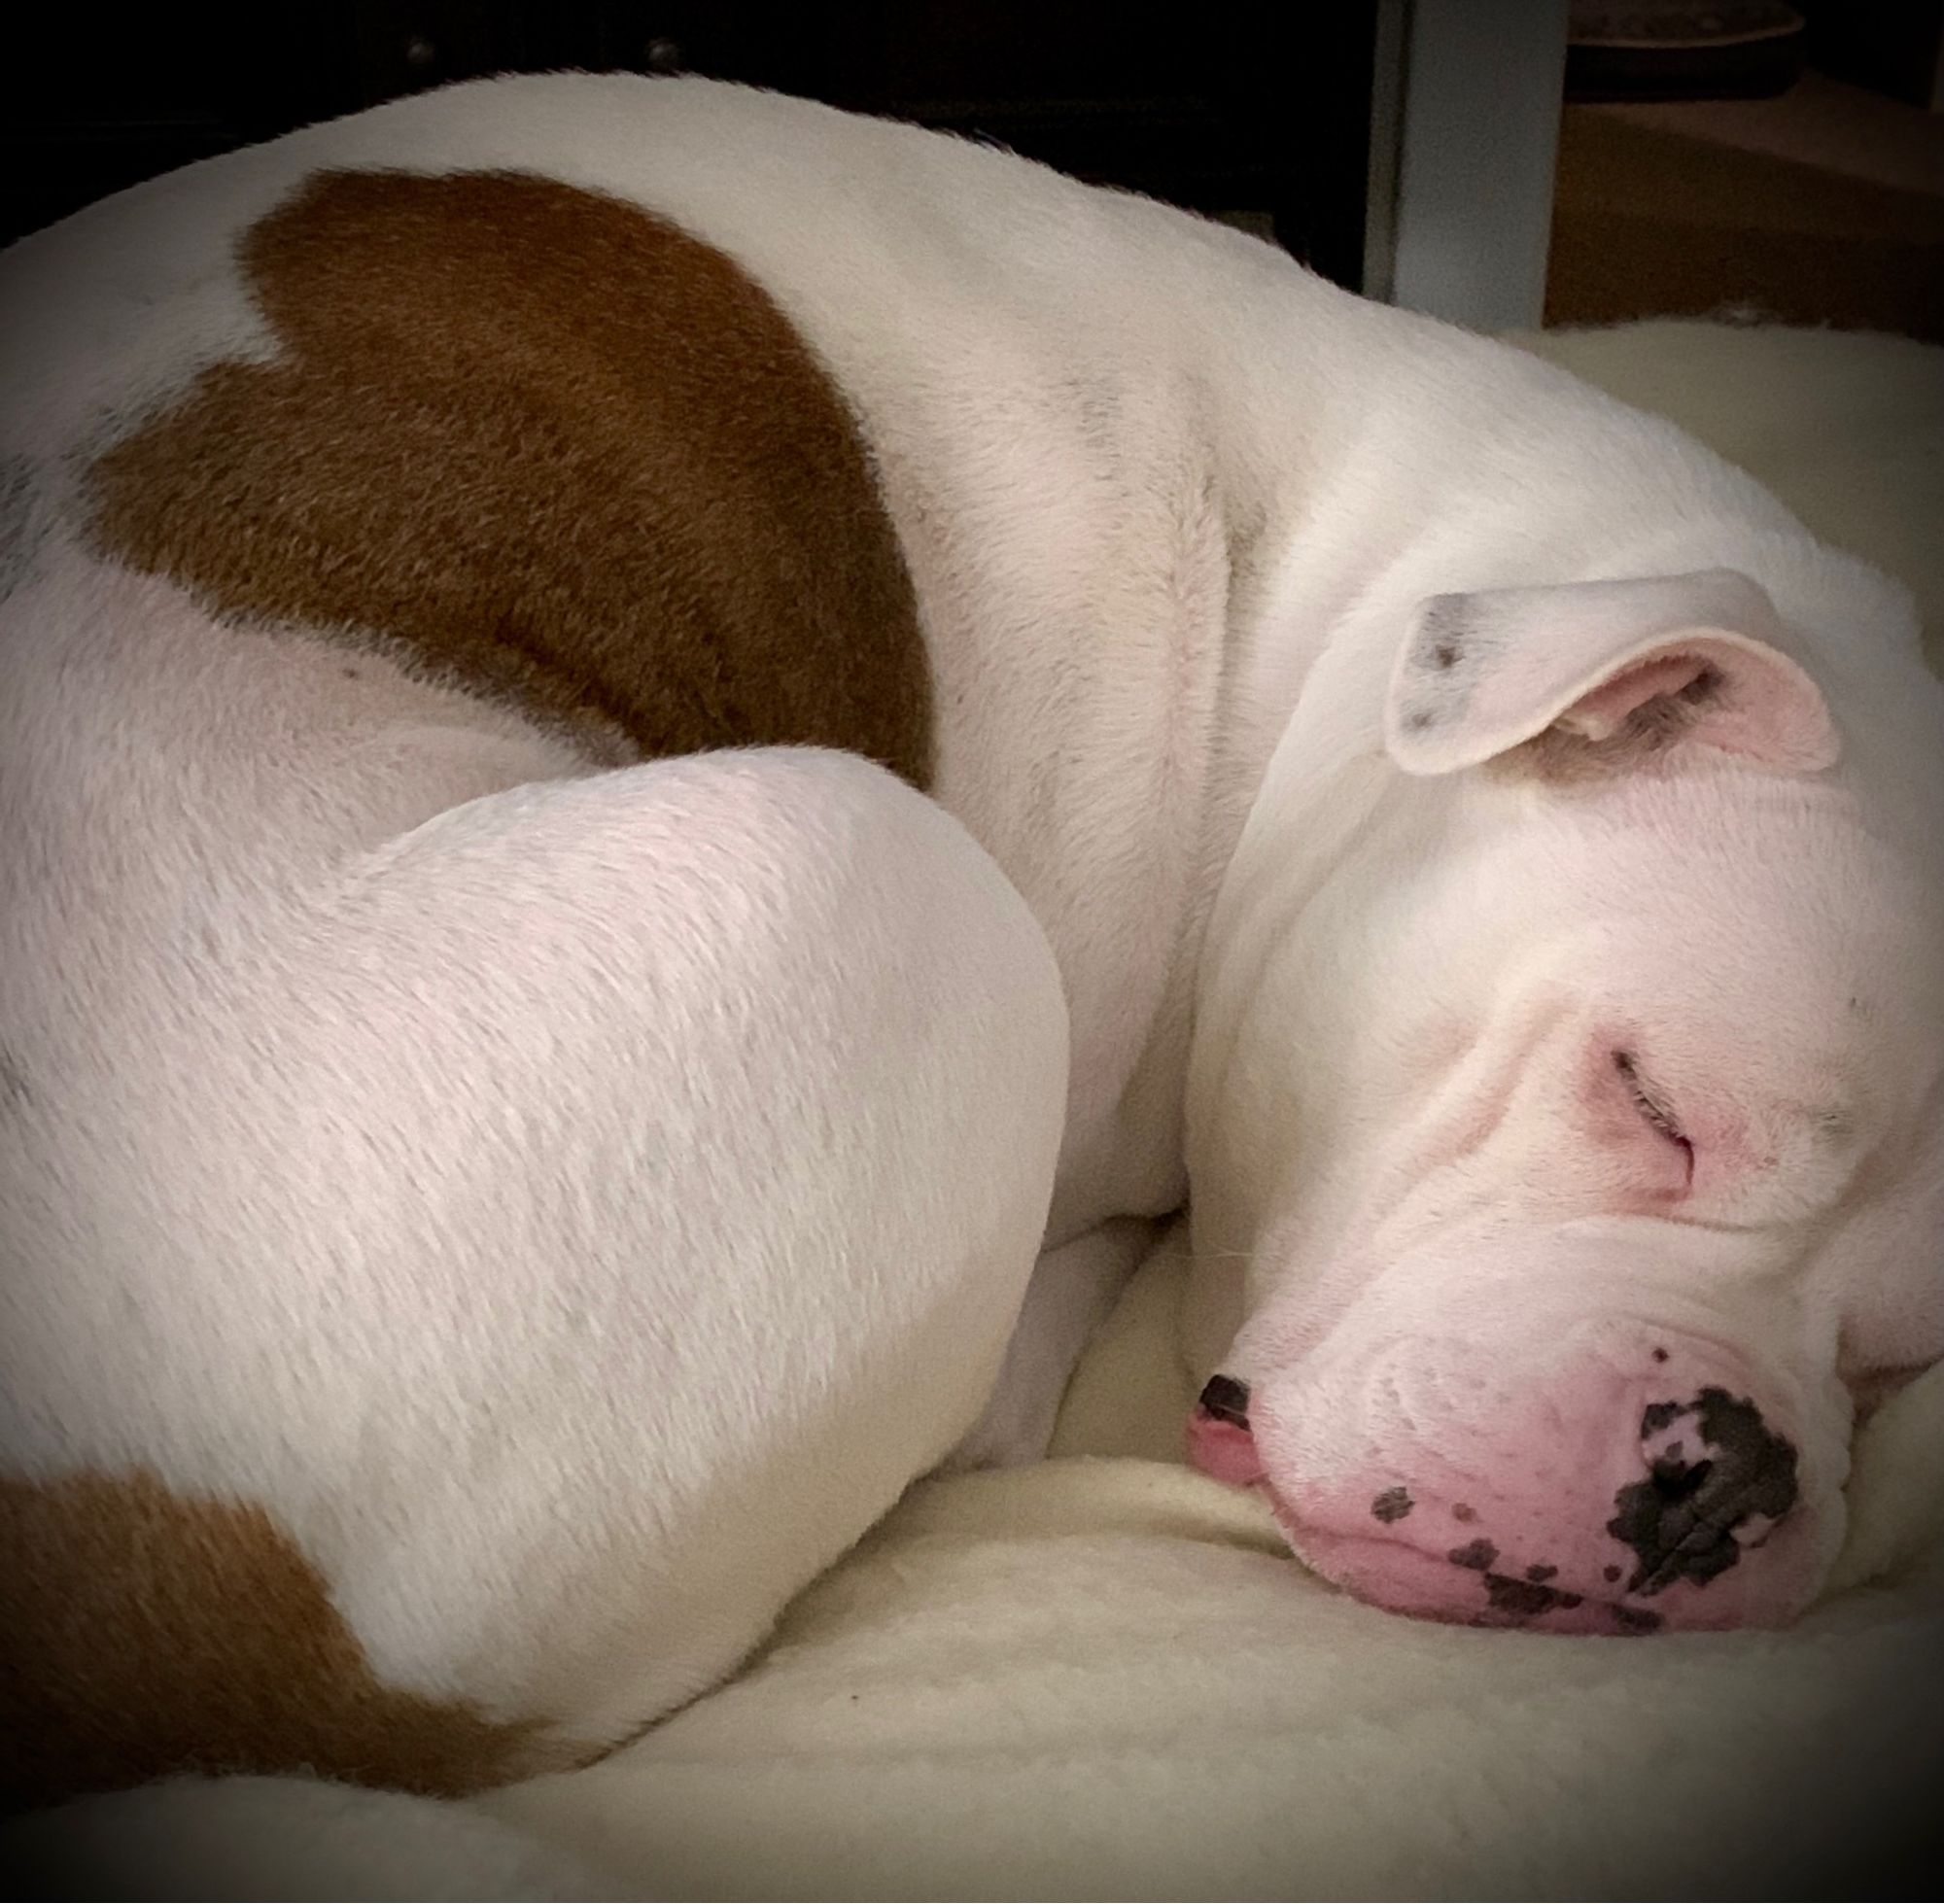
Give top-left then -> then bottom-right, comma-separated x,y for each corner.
17,321 -> 1944,1901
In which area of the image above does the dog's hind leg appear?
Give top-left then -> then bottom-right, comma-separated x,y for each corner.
3,744 -> 1068,1799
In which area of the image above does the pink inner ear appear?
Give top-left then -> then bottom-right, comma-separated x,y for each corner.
1550,634 -> 1839,772
1387,574 -> 1840,778
1557,654 -> 1710,742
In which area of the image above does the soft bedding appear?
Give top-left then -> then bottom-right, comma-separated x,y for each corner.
18,320 -> 1944,1901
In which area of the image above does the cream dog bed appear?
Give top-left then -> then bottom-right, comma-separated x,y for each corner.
20,321 -> 1944,1901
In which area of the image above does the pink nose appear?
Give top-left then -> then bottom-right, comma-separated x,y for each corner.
1190,1349 -> 1810,1634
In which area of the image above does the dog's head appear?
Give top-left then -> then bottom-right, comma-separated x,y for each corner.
1185,566 -> 1944,1632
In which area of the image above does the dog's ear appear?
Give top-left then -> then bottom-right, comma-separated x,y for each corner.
1382,569 -> 1839,779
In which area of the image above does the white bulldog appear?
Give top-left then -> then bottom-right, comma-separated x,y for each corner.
2,75 -> 1940,1809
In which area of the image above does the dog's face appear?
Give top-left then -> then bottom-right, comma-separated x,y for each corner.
1186,569 -> 1944,1633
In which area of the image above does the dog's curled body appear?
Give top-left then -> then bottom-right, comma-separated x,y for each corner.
5,76 -> 1942,1801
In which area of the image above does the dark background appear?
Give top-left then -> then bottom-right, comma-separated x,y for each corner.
3,3 -> 1939,332
0,2 -> 1382,287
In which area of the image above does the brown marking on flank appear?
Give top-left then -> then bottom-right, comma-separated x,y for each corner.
87,168 -> 930,782
0,1470 -> 580,1808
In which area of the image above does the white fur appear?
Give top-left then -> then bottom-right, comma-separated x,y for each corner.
1,574 -> 1068,1738
4,73 -> 1941,1771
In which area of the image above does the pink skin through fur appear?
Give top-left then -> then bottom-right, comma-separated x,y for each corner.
1185,855 -> 1941,1632
1189,1335 -> 1816,1635
1182,828 -> 1935,1636
1183,573 -> 1944,1636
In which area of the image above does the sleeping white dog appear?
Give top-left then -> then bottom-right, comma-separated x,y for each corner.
3,75 -> 1941,1809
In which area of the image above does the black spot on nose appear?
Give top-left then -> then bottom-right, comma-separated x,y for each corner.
1649,1452 -> 1711,1498
1607,1387 -> 1801,1597
1612,1603 -> 1665,1635
1371,1486 -> 1413,1524
1197,1374 -> 1251,1429
1482,1572 -> 1583,1620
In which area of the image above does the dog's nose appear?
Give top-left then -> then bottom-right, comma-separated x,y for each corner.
1188,1374 -> 1264,1485
1197,1373 -> 1251,1427
1246,1345 -> 1818,1633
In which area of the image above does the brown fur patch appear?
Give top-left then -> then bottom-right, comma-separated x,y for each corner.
87,168 -> 931,782
0,1471 -> 573,1808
